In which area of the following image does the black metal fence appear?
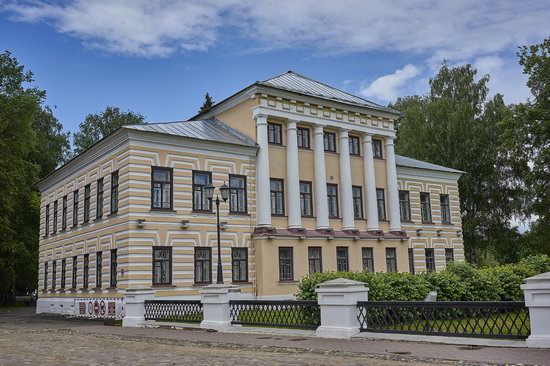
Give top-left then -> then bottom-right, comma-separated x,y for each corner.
229,300 -> 320,329
144,300 -> 203,323
357,301 -> 530,339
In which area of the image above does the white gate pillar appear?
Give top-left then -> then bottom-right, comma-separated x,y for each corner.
522,272 -> 550,348
315,278 -> 369,339
200,284 -> 240,331
122,288 -> 155,327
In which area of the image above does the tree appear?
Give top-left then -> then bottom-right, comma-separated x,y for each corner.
392,62 -> 523,264
73,106 -> 144,154
198,92 -> 214,114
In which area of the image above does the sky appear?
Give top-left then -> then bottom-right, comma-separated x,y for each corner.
1,0 -> 549,135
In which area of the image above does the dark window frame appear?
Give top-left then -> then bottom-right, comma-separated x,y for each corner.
376,188 -> 386,220
420,192 -> 433,223
192,170 -> 212,212
409,248 -> 415,274
299,181 -> 313,217
270,178 -> 285,216
45,204 -> 50,236
53,200 -> 58,234
278,247 -> 294,281
352,185 -> 364,219
440,194 -> 452,224
153,246 -> 173,286
231,247 -> 248,283
362,247 -> 374,272
425,248 -> 435,272
61,258 -> 66,289
61,195 -> 67,230
110,171 -> 119,214
308,247 -> 322,274
229,174 -> 247,214
83,184 -> 91,223
52,260 -> 56,289
194,247 -> 212,285
72,190 -> 79,227
96,178 -> 104,219
336,247 -> 349,272
372,139 -> 383,158
268,122 -> 283,145
349,135 -> 361,156
151,167 -> 174,210
96,251 -> 102,288
323,132 -> 337,152
445,248 -> 455,264
327,183 -> 339,218
297,127 -> 310,149
72,256 -> 77,289
110,249 -> 117,288
44,262 -> 48,290
386,248 -> 397,273
83,254 -> 89,289
399,190 -> 412,222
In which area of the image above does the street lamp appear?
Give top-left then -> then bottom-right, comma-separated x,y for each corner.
205,181 -> 230,284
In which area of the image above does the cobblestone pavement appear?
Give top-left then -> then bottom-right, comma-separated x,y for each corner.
1,307 -> 549,365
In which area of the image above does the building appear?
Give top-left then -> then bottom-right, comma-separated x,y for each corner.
36,71 -> 464,313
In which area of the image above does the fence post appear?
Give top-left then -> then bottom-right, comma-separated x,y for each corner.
521,272 -> 550,348
200,284 -> 240,331
315,278 -> 369,339
122,288 -> 155,327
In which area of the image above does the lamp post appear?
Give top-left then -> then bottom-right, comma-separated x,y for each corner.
205,182 -> 230,284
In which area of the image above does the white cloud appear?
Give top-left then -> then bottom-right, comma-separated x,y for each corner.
359,64 -> 420,102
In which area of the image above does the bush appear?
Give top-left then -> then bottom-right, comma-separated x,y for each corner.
296,255 -> 550,301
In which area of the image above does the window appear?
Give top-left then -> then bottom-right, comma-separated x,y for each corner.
372,139 -> 383,158
440,194 -> 451,224
352,186 -> 363,219
192,171 -> 212,211
83,254 -> 89,288
96,178 -> 104,219
376,188 -> 386,220
327,184 -> 339,218
194,247 -> 211,284
399,191 -> 411,222
337,247 -> 349,272
299,181 -> 313,217
349,135 -> 360,155
232,248 -> 248,282
420,192 -> 432,223
72,256 -> 78,289
323,132 -> 336,152
386,248 -> 397,273
229,175 -> 247,214
409,248 -> 415,274
268,123 -> 282,144
83,184 -> 91,223
110,249 -> 117,288
110,171 -> 119,214
96,252 -> 102,288
53,200 -> 58,233
362,248 -> 374,272
297,127 -> 310,148
44,262 -> 48,290
425,248 -> 435,272
61,259 -> 66,289
308,247 -> 322,274
445,248 -> 454,264
278,247 -> 293,281
152,167 -> 173,210
52,260 -> 56,289
61,195 -> 67,230
45,204 -> 50,236
270,179 -> 285,215
72,190 -> 79,227
153,246 -> 172,285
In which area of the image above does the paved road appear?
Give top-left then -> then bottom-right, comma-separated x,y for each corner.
0,307 -> 548,365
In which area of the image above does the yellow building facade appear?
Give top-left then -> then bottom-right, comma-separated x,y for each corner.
37,72 -> 464,312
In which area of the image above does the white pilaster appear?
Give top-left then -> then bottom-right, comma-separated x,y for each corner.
363,134 -> 379,231
255,114 -> 272,227
200,284 -> 241,331
286,120 -> 302,229
385,137 -> 401,232
122,288 -> 155,327
313,124 -> 330,229
522,272 -> 550,348
339,129 -> 355,230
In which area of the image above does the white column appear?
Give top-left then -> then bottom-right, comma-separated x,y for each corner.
385,137 -> 401,232
339,129 -> 355,230
122,288 -> 155,327
363,134 -> 379,231
313,125 -> 330,229
522,272 -> 550,348
200,284 -> 241,331
255,114 -> 272,227
286,120 -> 302,229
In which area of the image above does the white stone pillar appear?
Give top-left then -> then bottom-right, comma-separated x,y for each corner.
521,272 -> 550,348
385,137 -> 401,232
255,114 -> 272,227
315,278 -> 369,339
286,120 -> 302,229
339,129 -> 355,230
363,134 -> 379,231
200,284 -> 241,331
313,124 -> 330,229
122,288 -> 155,327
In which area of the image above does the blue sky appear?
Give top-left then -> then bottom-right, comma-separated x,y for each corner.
1,1 -> 549,135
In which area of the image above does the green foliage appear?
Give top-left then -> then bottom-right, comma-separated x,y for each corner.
198,92 -> 214,114
73,106 -> 144,154
296,255 -> 550,301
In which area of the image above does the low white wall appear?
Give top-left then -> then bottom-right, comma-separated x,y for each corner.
36,297 -> 76,316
